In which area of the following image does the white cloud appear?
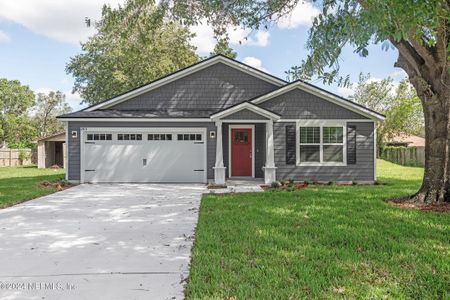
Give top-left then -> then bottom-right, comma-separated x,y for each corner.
242,57 -> 268,72
190,19 -> 270,55
277,1 -> 320,29
337,86 -> 355,98
0,0 -> 123,45
389,70 -> 408,79
0,30 -> 10,43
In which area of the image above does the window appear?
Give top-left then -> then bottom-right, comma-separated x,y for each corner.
148,134 -> 172,141
322,127 -> 344,163
87,133 -> 112,141
118,134 -> 142,141
234,131 -> 249,143
177,134 -> 202,141
298,125 -> 345,165
299,127 -> 320,163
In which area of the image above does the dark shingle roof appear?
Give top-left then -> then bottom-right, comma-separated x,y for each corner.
58,109 -> 213,119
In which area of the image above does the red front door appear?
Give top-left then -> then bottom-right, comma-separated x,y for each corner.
231,128 -> 252,176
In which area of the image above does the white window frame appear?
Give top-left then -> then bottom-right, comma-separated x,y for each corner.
296,120 -> 347,166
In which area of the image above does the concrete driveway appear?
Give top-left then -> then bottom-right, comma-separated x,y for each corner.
0,184 -> 205,300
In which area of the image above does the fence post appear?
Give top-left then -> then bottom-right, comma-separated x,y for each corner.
9,149 -> 12,167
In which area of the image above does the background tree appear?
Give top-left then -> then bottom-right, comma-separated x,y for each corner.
66,0 -> 199,105
350,74 -> 424,152
32,91 -> 72,138
0,79 -> 35,148
210,38 -> 237,59
161,0 -> 450,203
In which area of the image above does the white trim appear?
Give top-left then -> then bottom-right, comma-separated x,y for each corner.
296,120 -> 347,167
216,119 -> 270,123
251,82 -> 385,121
228,124 -> 255,178
79,127 -> 208,184
210,102 -> 280,121
65,123 -> 69,181
57,118 -> 210,122
85,56 -> 285,111
374,125 -> 377,181
277,119 -> 376,123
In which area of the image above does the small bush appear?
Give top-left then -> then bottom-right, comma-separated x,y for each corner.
271,181 -> 281,188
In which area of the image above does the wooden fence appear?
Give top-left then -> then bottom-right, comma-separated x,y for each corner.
380,146 -> 425,167
0,149 -> 37,167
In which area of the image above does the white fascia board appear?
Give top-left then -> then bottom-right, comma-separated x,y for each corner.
210,102 -> 280,121
86,56 -> 286,111
58,118 -> 211,122
251,82 -> 385,122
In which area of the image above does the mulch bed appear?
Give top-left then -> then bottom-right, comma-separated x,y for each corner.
389,199 -> 450,213
39,180 -> 75,191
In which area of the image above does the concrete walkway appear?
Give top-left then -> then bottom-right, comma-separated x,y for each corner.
0,184 -> 204,300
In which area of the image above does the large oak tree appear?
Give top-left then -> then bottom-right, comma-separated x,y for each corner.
160,0 -> 449,203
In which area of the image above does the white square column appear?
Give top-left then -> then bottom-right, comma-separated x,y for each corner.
213,121 -> 226,184
263,120 -> 277,184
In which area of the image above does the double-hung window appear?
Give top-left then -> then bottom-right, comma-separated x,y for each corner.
297,122 -> 346,165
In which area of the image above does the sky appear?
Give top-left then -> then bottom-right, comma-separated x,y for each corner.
0,0 -> 407,112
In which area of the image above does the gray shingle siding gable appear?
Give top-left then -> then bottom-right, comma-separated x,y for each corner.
67,121 -> 216,181
107,63 -> 279,112
273,121 -> 374,181
222,109 -> 269,120
258,89 -> 369,119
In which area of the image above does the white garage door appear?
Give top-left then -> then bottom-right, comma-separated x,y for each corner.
82,129 -> 206,183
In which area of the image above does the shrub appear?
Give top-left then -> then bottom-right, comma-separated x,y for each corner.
271,181 -> 281,188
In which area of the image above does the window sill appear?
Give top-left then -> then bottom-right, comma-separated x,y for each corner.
297,162 -> 347,167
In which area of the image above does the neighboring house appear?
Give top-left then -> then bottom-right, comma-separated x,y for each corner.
386,134 -> 425,147
37,132 -> 67,169
57,55 -> 385,184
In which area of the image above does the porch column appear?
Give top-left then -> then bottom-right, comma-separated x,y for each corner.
263,120 -> 277,184
213,121 -> 226,185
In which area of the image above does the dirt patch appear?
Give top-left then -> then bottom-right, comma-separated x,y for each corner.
39,180 -> 75,191
389,199 -> 450,213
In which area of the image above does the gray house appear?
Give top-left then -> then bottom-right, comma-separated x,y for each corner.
58,55 -> 384,185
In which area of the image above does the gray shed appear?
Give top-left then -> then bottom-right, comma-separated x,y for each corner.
37,132 -> 66,169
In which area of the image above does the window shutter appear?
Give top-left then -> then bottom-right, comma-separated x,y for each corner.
286,125 -> 296,164
347,125 -> 357,164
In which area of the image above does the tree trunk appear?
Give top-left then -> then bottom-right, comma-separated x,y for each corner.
407,75 -> 450,203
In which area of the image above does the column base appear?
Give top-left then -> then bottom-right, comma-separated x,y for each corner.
213,166 -> 227,185
263,166 -> 277,185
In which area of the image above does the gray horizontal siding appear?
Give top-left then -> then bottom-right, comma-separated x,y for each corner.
222,109 -> 269,120
259,89 -> 369,119
274,122 -> 375,181
67,121 -> 216,181
108,63 -> 279,112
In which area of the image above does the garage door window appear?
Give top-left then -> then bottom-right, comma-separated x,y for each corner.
177,134 -> 202,141
118,134 -> 142,141
148,134 -> 172,141
87,134 -> 112,141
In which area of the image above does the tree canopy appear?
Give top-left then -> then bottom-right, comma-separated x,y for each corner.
66,0 -> 199,105
0,79 -> 35,148
33,91 -> 72,138
349,74 -> 424,149
209,38 -> 237,59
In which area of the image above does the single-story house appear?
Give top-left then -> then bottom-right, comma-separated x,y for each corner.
37,132 -> 67,169
58,55 -> 385,184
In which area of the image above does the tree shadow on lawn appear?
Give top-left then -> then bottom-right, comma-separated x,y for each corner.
188,180 -> 449,299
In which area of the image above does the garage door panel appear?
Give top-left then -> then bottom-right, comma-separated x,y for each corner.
83,130 -> 206,183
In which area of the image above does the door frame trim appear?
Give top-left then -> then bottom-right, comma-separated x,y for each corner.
80,127 -> 207,184
228,124 -> 255,178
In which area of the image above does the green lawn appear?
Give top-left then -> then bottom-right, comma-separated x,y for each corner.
187,160 -> 449,299
0,166 -> 65,208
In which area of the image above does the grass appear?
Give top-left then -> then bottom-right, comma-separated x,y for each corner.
186,160 -> 449,299
0,165 -> 65,209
